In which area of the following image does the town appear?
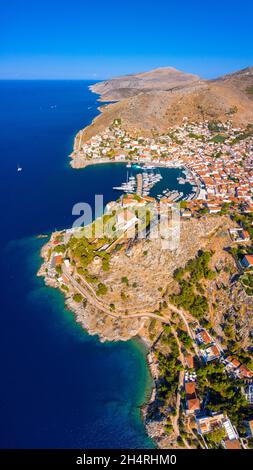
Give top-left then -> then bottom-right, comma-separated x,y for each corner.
71,118 -> 253,213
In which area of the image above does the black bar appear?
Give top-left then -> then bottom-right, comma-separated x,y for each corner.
0,449 -> 253,467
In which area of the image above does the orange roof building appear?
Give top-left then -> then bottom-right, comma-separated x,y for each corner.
186,355 -> 194,369
187,398 -> 200,413
242,254 -> 253,268
223,439 -> 241,449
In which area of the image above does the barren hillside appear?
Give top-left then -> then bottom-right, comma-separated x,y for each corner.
78,66 -> 253,144
91,66 -> 202,101
214,66 -> 253,98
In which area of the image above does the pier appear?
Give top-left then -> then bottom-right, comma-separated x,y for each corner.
136,173 -> 143,196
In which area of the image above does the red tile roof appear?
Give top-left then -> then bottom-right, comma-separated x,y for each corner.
224,439 -> 241,449
187,398 -> 200,411
54,255 -> 62,266
244,255 -> 253,266
199,330 -> 212,344
185,382 -> 196,397
186,355 -> 194,369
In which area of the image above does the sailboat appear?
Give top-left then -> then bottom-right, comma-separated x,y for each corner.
17,165 -> 22,172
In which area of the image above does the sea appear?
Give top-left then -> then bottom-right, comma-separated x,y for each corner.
0,80 -> 191,448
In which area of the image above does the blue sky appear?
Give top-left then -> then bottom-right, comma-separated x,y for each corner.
1,0 -> 252,79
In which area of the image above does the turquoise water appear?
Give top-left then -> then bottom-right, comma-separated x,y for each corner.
0,81 -> 190,449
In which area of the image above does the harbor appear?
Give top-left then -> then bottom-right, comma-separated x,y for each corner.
112,164 -> 196,201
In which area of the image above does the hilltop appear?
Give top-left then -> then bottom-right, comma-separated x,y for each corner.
91,66 -> 203,101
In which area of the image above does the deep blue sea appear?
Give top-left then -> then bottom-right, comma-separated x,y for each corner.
0,81 -> 156,449
0,81 -> 191,449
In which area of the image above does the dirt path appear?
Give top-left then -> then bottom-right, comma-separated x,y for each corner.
63,266 -> 200,360
169,326 -> 187,442
63,267 -> 171,322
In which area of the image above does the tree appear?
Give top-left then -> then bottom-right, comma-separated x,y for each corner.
54,244 -> 66,253
73,293 -> 82,303
96,283 -> 108,296
180,200 -> 188,209
55,265 -> 62,275
206,427 -> 226,445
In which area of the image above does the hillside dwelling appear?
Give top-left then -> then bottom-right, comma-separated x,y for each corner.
58,274 -> 69,285
185,382 -> 196,396
185,382 -> 200,415
202,345 -> 220,363
223,439 -> 241,449
196,329 -> 213,346
243,384 -> 253,405
196,413 -> 238,444
50,253 -> 63,269
185,354 -> 194,369
181,209 -> 192,218
207,204 -> 221,214
242,230 -> 251,241
196,413 -> 225,435
229,228 -> 251,243
224,356 -> 241,370
186,398 -> 200,415
242,254 -> 253,269
237,364 -> 253,380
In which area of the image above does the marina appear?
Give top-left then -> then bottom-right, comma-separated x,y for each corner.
113,165 -> 194,201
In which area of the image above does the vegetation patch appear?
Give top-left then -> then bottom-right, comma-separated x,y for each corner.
171,251 -> 215,319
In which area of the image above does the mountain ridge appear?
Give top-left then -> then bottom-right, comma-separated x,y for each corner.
91,66 -> 203,101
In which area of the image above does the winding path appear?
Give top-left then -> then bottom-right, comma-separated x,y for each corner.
63,266 -> 201,449
63,267 -> 169,322
63,266 -> 200,352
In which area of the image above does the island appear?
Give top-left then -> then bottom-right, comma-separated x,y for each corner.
39,66 -> 253,450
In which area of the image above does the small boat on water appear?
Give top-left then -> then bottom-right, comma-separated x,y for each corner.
144,165 -> 155,170
133,164 -> 143,170
17,165 -> 22,172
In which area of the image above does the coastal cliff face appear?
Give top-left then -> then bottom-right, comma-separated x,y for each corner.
70,66 -> 253,154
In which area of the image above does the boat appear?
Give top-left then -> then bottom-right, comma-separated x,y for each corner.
17,165 -> 22,172
126,162 -> 131,168
133,164 -> 143,170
